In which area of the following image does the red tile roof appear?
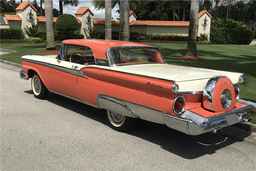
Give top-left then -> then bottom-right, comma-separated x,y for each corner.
198,10 -> 212,18
37,16 -> 58,22
129,20 -> 190,27
76,18 -> 82,24
15,2 -> 37,12
130,10 -> 137,18
93,18 -> 120,25
75,7 -> 94,16
4,14 -> 22,21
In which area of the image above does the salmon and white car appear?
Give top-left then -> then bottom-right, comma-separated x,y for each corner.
20,39 -> 256,135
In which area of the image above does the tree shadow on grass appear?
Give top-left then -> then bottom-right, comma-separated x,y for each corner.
36,92 -> 250,160
158,47 -> 256,77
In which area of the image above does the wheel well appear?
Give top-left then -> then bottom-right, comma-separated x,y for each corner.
28,70 -> 37,78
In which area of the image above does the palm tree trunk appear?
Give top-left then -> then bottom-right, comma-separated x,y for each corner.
45,0 -> 56,50
186,0 -> 199,57
105,0 -> 112,40
40,0 -> 44,16
119,0 -> 130,41
59,0 -> 63,15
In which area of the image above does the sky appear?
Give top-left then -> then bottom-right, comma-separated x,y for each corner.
15,0 -> 120,19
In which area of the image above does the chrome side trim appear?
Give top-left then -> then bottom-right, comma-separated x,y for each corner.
164,105 -> 256,135
48,63 -> 79,76
49,90 -> 98,108
78,71 -> 88,79
19,71 -> 28,80
97,94 -> 165,124
177,91 -> 203,95
22,58 -> 49,67
22,58 -> 88,78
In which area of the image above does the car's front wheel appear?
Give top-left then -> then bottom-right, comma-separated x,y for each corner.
106,110 -> 136,132
31,74 -> 48,99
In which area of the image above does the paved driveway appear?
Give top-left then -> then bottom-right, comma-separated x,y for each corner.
1,62 -> 256,171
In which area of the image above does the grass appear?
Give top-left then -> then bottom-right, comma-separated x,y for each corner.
0,43 -> 62,64
1,42 -> 256,123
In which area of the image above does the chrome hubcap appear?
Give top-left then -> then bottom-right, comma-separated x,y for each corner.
110,112 -> 125,123
34,77 -> 41,93
220,89 -> 232,109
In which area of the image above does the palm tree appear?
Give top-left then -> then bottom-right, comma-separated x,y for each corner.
105,0 -> 112,40
45,0 -> 56,50
185,0 -> 199,57
59,0 -> 79,15
40,0 -> 44,16
119,0 -> 129,41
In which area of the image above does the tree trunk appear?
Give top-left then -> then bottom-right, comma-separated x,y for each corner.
173,9 -> 175,21
45,0 -> 56,50
105,0 -> 112,40
40,0 -> 44,16
186,0 -> 199,57
183,4 -> 186,21
119,0 -> 130,41
59,0 -> 63,15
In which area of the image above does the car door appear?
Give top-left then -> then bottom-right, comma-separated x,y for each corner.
48,44 -> 82,99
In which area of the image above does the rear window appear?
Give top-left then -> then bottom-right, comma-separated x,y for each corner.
108,47 -> 165,66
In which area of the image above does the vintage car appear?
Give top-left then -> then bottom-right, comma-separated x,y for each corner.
20,39 -> 256,135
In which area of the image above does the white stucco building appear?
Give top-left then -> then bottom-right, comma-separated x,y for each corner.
0,2 -> 212,39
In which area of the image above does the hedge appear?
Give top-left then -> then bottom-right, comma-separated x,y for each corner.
211,27 -> 254,44
55,34 -> 84,41
0,28 -> 24,39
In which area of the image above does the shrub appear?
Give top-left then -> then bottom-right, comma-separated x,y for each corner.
0,39 -> 27,43
23,25 -> 42,37
27,37 -> 42,43
210,18 -> 254,44
85,28 -> 102,39
55,34 -> 84,41
0,28 -> 23,39
55,14 -> 80,36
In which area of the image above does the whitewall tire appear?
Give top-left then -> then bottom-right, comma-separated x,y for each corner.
106,110 -> 136,132
31,74 -> 48,99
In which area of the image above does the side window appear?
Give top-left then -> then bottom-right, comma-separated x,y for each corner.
65,44 -> 95,65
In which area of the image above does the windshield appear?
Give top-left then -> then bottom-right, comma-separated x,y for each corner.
108,47 -> 165,66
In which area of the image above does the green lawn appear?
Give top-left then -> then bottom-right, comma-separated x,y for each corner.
1,43 -> 256,123
0,43 -> 62,64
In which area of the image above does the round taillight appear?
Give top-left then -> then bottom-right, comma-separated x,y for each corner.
173,96 -> 185,115
234,86 -> 240,100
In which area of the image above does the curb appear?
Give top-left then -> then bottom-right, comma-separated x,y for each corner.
0,59 -> 22,68
1,58 -> 256,142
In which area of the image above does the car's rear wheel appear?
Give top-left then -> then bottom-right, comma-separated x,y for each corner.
106,110 -> 136,132
31,74 -> 48,99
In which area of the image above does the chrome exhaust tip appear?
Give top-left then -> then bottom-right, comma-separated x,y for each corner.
213,128 -> 223,134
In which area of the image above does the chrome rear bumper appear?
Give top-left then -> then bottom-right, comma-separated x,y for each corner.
164,100 -> 256,135
19,71 -> 28,80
